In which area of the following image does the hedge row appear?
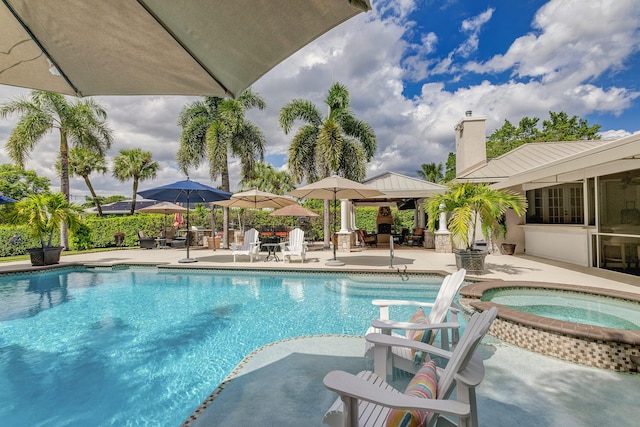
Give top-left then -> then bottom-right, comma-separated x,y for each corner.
0,206 -> 418,257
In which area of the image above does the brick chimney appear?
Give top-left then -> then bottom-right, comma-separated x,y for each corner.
454,111 -> 487,178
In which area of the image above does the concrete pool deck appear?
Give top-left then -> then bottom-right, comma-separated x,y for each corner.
2,245 -> 640,425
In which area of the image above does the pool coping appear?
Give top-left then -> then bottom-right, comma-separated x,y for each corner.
461,280 -> 640,345
460,280 -> 640,372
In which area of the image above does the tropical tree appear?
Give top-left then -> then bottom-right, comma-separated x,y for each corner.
112,148 -> 159,215
67,147 -> 108,216
239,162 -> 295,194
0,163 -> 51,200
425,182 -> 527,250
279,82 -> 376,247
417,162 -> 443,183
10,192 -> 83,249
486,111 -> 601,158
0,90 -> 113,248
177,88 -> 266,247
443,153 -> 457,183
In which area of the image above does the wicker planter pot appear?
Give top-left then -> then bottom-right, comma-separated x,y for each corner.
453,249 -> 487,274
27,246 -> 64,266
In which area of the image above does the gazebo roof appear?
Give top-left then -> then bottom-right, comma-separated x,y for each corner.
361,171 -> 446,200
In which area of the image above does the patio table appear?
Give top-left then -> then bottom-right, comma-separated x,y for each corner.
263,243 -> 280,262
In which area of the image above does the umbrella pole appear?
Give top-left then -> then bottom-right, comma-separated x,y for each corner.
326,189 -> 345,266
179,191 -> 197,263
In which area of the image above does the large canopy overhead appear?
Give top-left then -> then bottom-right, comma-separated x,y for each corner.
0,0 -> 370,98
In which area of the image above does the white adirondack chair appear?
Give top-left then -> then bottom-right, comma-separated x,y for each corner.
231,228 -> 261,262
279,227 -> 307,263
323,307 -> 498,427
364,269 -> 466,375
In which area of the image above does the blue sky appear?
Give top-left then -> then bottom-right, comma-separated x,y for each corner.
1,0 -> 639,199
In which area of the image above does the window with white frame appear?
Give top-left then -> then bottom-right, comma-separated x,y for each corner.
526,183 -> 583,224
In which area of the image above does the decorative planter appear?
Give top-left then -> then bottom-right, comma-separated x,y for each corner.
453,249 -> 487,274
114,233 -> 125,247
27,246 -> 64,266
500,243 -> 517,255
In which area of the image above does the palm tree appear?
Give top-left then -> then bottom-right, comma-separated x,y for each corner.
280,82 -> 376,247
0,90 -> 113,248
239,162 -> 295,194
425,182 -> 527,250
112,148 -> 159,215
417,162 -> 443,183
177,88 -> 266,247
68,147 -> 108,216
10,192 -> 83,249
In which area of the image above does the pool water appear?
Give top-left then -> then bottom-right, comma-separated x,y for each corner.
482,288 -> 640,329
0,267 -> 447,426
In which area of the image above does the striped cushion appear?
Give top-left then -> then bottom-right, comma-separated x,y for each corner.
406,308 -> 434,365
385,360 -> 438,427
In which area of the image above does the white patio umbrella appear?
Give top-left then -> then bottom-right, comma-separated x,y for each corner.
269,204 -> 320,218
138,201 -> 188,238
0,0 -> 370,98
215,189 -> 297,209
287,176 -> 383,266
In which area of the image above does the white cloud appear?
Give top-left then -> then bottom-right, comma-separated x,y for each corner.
455,8 -> 494,58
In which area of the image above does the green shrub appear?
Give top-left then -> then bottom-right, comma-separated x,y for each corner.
69,222 -> 93,251
0,225 -> 40,256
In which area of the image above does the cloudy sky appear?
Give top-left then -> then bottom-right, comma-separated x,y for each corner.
1,0 -> 639,202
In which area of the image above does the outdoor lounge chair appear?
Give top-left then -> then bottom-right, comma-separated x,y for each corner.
357,229 -> 377,247
279,227 -> 307,263
323,307 -> 498,427
232,228 -> 261,262
364,269 -> 466,375
170,235 -> 186,248
406,227 -> 425,246
138,231 -> 156,249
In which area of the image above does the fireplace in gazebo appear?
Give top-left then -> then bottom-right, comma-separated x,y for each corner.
376,206 -> 394,243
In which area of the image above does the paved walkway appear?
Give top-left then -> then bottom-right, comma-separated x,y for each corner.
2,245 -> 640,426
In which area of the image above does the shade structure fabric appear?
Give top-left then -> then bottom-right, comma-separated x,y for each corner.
0,194 -> 17,204
137,201 -> 188,214
214,189 -> 297,209
287,175 -> 384,200
0,0 -> 370,98
269,204 -> 319,218
137,179 -> 231,204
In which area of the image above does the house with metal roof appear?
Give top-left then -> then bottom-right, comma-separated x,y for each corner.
454,111 -> 640,275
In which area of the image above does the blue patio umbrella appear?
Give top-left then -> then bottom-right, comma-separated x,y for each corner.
0,194 -> 17,204
138,179 -> 231,263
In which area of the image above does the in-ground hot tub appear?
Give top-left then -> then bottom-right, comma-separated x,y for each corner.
460,281 -> 640,372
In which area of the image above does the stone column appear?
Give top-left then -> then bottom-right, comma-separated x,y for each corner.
340,199 -> 349,232
337,199 -> 354,252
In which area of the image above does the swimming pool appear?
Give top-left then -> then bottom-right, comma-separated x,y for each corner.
0,267 -> 447,426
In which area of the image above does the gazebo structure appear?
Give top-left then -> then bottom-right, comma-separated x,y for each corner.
336,172 -> 446,251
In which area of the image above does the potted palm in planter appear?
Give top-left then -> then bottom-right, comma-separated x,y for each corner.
426,183 -> 527,273
10,193 -> 83,266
